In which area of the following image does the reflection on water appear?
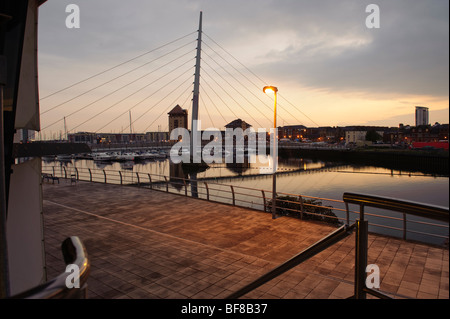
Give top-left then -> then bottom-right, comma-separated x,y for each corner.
44,156 -> 448,207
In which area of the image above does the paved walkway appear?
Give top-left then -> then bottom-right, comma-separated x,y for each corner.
42,180 -> 448,299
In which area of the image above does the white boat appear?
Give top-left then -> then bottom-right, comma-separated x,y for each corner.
115,152 -> 135,161
93,152 -> 112,161
56,154 -> 73,161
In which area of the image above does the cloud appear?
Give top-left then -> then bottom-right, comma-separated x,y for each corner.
37,0 -> 449,132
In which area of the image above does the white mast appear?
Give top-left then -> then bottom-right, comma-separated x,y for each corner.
190,11 -> 202,162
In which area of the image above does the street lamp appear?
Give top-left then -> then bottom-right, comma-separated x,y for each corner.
263,86 -> 278,219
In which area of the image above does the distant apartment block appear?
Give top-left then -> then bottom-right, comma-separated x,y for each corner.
415,106 -> 429,126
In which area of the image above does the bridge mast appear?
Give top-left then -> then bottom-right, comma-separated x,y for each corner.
191,11 -> 202,161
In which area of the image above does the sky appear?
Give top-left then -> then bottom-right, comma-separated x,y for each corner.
37,0 -> 449,137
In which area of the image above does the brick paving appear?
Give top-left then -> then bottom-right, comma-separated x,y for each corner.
42,179 -> 449,299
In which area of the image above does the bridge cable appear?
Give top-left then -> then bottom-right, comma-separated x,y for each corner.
203,32 -> 321,127
69,58 -> 194,133
41,39 -> 196,116
40,31 -> 196,100
141,80 -> 194,133
201,64 -> 263,128
200,72 -> 239,120
201,49 -> 272,124
95,66 -> 194,134
42,48 -> 195,131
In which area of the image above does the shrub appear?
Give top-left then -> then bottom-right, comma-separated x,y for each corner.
266,195 -> 342,226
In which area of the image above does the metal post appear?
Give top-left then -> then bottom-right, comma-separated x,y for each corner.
136,172 -> 140,187
261,190 -> 266,212
354,219 -> 369,299
148,173 -> 152,189
230,185 -> 235,206
103,170 -> 107,184
204,182 -> 209,201
298,195 -> 304,220
403,212 -> 407,240
164,176 -> 169,192
119,171 -> 122,185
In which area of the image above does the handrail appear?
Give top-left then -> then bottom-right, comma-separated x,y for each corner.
343,193 -> 449,299
226,223 -> 355,299
343,192 -> 449,222
42,165 -> 449,244
10,236 -> 90,299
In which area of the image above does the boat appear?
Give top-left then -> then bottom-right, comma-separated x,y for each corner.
56,154 -> 73,161
115,152 -> 135,161
93,152 -> 112,161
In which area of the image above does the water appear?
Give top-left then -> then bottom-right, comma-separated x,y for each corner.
43,155 -> 449,245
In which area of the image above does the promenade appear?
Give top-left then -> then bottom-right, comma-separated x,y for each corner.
42,179 -> 448,299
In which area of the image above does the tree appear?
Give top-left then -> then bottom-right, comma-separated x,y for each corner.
365,130 -> 382,142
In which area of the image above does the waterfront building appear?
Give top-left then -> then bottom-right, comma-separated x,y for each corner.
168,104 -> 189,135
345,128 -> 384,146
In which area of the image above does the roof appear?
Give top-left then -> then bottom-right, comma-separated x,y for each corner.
168,104 -> 187,116
225,118 -> 252,128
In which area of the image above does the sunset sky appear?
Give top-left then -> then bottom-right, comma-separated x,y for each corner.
37,0 -> 449,137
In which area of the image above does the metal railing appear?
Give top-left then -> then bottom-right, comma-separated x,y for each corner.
226,223 -> 355,299
343,192 -> 449,299
42,165 -> 449,245
10,236 -> 90,299
40,166 -> 449,300
227,193 -> 448,299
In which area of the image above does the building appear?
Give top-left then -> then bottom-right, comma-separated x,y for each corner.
225,118 -> 252,131
279,125 -> 307,141
415,106 -> 429,126
345,128 -> 385,146
168,104 -> 188,133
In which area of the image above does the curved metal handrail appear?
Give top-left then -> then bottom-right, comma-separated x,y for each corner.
343,192 -> 449,222
10,236 -> 90,299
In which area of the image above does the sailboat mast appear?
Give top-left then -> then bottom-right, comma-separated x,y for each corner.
190,11 -> 202,160
129,111 -> 132,134
64,116 -> 67,141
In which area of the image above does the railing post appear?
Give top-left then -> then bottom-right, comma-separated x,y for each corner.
230,185 -> 235,206
204,182 -> 209,201
164,176 -> 169,192
103,170 -> 107,184
119,171 -> 122,185
148,173 -> 152,189
136,172 -> 140,187
88,168 -> 92,182
261,190 -> 266,212
345,202 -> 350,225
403,213 -> 407,240
298,195 -> 304,220
354,217 -> 368,299
184,178 -> 187,196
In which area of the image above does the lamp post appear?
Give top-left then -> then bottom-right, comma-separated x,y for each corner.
263,86 -> 278,219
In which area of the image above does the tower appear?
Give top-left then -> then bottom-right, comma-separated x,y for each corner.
168,104 -> 188,140
415,106 -> 429,126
